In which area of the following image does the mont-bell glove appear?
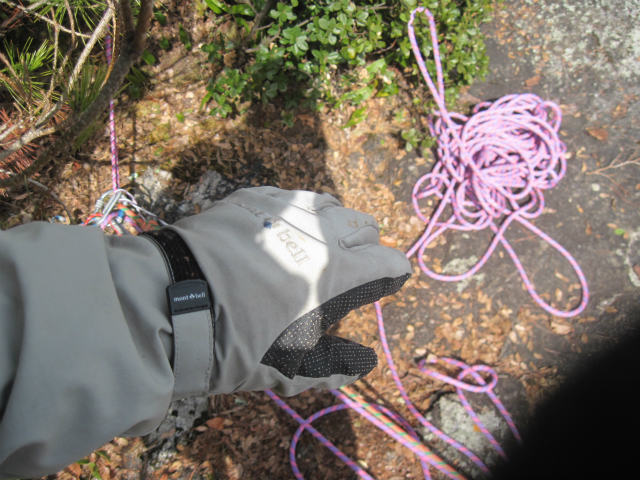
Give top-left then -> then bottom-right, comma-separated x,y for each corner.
144,187 -> 411,397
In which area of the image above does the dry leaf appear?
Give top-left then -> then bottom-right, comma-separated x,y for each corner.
380,235 -> 397,247
550,320 -> 572,335
586,127 -> 609,142
206,417 -> 225,430
67,463 -> 82,476
524,75 -> 541,87
611,103 -> 628,119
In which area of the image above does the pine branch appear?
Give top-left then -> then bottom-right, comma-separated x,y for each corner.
0,0 -> 155,188
1,0 -> 92,39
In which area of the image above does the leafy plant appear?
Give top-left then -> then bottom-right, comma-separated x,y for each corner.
200,0 -> 495,146
124,65 -> 150,100
76,449 -> 110,480
179,25 -> 193,51
159,36 -> 171,50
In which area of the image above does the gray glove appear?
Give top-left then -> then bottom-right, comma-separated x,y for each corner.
149,187 -> 411,397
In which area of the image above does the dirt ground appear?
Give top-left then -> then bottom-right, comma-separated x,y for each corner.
2,0 -> 639,479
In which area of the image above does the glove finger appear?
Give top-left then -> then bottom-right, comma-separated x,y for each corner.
297,335 -> 378,379
317,273 -> 410,330
319,205 -> 380,246
348,242 -> 412,279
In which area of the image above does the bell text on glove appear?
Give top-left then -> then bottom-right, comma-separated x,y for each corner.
275,226 -> 310,265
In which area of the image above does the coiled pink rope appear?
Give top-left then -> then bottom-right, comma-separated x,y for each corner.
406,7 -> 588,318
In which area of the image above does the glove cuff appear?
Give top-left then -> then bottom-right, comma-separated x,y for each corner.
143,229 -> 215,399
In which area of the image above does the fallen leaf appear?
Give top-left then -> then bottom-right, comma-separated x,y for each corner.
380,235 -> 397,247
550,320 -> 572,335
206,417 -> 225,430
586,127 -> 608,142
585,223 -> 592,235
67,463 -> 82,476
611,103 -> 628,119
524,75 -> 541,87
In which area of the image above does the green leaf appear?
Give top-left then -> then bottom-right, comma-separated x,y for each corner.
614,228 -> 626,236
281,111 -> 295,127
91,465 -> 103,480
295,35 -> 308,53
204,0 -> 226,14
341,84 -> 374,104
96,450 -> 111,461
270,3 -> 296,22
141,50 -> 156,65
341,45 -> 356,60
345,106 -> 367,127
154,11 -> 167,25
378,81 -> 399,97
401,128 -> 420,150
179,26 -> 192,50
326,51 -> 341,63
366,58 -> 386,75
230,4 -> 253,16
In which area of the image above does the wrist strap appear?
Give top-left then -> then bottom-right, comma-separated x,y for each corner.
143,228 -> 206,282
143,228 -> 214,399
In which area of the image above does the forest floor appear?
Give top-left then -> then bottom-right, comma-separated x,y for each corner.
2,0 -> 639,479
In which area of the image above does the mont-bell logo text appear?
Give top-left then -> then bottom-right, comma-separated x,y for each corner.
167,279 -> 210,315
173,291 -> 206,303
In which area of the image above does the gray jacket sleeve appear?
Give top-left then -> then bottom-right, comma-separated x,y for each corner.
0,222 -> 177,479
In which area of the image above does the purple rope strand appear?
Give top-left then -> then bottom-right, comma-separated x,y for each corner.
105,34 -> 120,191
265,390 -> 375,480
419,358 -> 522,444
374,302 -> 490,473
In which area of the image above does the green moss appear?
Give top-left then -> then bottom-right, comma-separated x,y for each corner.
147,123 -> 172,144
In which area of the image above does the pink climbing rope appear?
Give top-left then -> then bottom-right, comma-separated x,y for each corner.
406,7 -> 588,318
105,34 -> 120,191
83,32 -> 164,234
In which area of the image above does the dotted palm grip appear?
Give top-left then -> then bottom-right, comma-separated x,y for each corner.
261,274 -> 410,379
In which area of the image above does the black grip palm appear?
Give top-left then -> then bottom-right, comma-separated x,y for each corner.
261,274 -> 410,379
